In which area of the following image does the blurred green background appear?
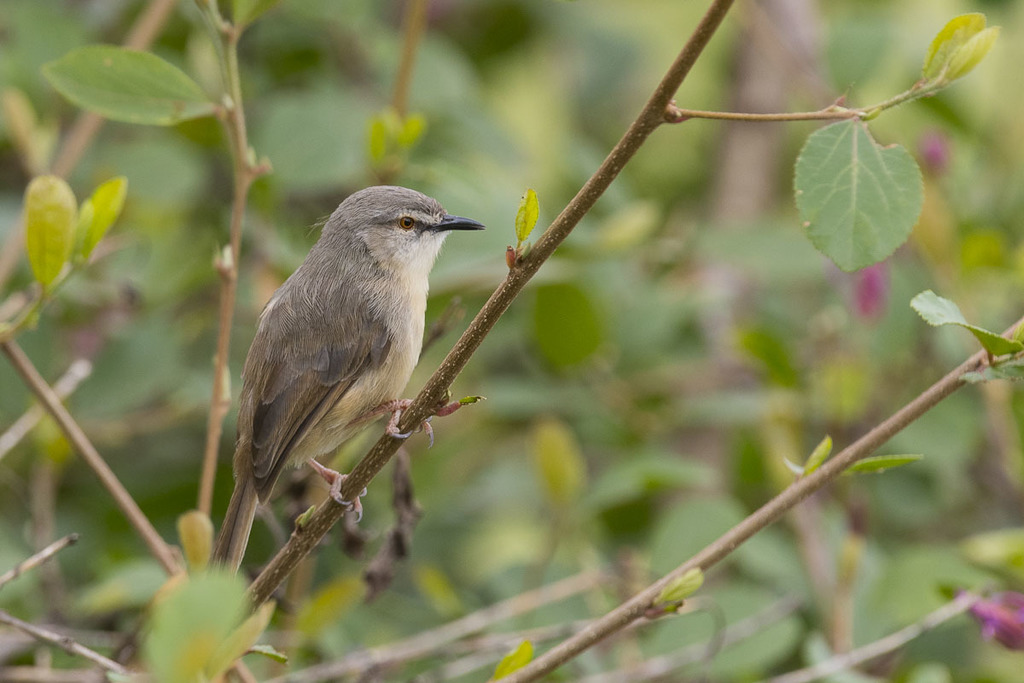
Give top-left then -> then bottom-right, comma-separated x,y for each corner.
2,0 -> 1024,680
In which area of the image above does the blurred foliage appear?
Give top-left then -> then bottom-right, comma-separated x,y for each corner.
2,0 -> 1024,680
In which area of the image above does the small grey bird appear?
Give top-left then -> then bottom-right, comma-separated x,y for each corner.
213,186 -> 484,570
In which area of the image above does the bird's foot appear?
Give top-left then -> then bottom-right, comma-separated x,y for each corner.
307,459 -> 367,521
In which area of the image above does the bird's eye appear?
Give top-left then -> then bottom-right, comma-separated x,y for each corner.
398,216 -> 415,230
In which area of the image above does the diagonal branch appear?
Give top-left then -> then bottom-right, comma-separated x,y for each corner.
0,534 -> 79,591
1,340 -> 180,575
0,610 -> 127,675
246,0 -> 738,610
499,320 -> 1024,682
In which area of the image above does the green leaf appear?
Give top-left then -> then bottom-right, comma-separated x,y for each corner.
963,359 -> 1024,383
844,454 -> 923,475
532,418 -> 586,509
804,435 -> 833,476
43,45 -> 216,125
397,113 -> 426,148
655,568 -> 704,604
248,644 -> 288,664
515,188 -> 539,245
493,640 -> 533,679
910,290 -> 1023,356
923,14 -> 986,79
367,114 -> 388,163
946,26 -> 999,81
233,0 -> 282,26
794,120 -> 923,272
76,176 -> 127,260
24,175 -> 77,288
922,14 -> 998,82
207,601 -> 276,677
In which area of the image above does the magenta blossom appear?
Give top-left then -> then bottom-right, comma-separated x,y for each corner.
853,262 -> 889,320
968,592 -> 1024,650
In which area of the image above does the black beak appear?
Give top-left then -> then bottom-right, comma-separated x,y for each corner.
432,214 -> 485,232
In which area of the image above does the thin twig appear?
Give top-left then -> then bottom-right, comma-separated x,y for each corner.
196,9 -> 270,517
760,592 -> 979,683
391,0 -> 430,118
500,322 -> 1024,682
266,570 -> 605,682
246,0 -> 737,612
0,534 -> 79,591
0,340 -> 180,575
0,610 -> 128,675
578,596 -> 803,683
0,0 -> 179,291
0,359 -> 92,463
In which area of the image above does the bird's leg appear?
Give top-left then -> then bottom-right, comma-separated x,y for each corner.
307,459 -> 367,521
354,394 -> 482,448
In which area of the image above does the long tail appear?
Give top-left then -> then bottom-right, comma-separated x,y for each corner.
212,476 -> 259,572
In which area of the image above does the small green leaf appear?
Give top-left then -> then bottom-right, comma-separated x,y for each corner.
43,46 -> 216,125
295,505 -> 316,529
532,418 -> 586,509
923,14 -> 987,80
804,435 -> 833,476
397,113 -> 426,148
77,176 -> 127,259
515,188 -> 539,245
962,359 -> 1024,383
233,0 -> 282,26
655,568 -> 704,604
794,120 -> 923,272
459,395 -> 485,405
946,27 -> 999,81
493,640 -> 533,679
367,115 -> 388,163
248,644 -> 288,663
845,454 -> 923,475
207,600 -> 276,678
910,290 -> 1023,356
24,175 -> 77,288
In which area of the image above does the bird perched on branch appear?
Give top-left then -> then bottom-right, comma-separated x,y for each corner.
213,186 -> 484,570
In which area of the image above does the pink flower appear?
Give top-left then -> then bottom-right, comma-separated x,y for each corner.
968,592 -> 1024,650
853,263 -> 889,320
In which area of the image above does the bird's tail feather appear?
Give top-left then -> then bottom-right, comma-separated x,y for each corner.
212,477 -> 259,573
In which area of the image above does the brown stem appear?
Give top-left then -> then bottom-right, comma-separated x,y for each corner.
0,611 -> 127,675
0,534 -> 79,591
499,322 -> 1020,681
391,0 -> 430,117
1,340 -> 180,575
197,19 -> 268,516
246,0 -> 737,611
0,0 -> 179,291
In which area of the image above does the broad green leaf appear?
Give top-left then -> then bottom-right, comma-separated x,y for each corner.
515,188 -> 539,245
845,454 -> 923,475
946,27 -> 999,81
397,113 -> 426,148
493,640 -> 533,679
24,175 -> 77,288
963,359 -> 1024,383
233,0 -> 282,26
532,418 -> 586,509
176,510 -> 213,571
804,435 -> 833,476
923,14 -> 986,80
77,176 -> 127,259
207,601 -> 276,678
794,120 -> 923,272
143,571 -> 248,683
910,290 -> 1023,356
43,45 -> 216,125
655,568 -> 704,603
532,282 -> 603,367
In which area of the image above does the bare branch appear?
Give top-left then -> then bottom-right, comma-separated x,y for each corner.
0,534 -> 79,591
0,611 -> 127,675
0,340 -> 180,575
0,668 -> 105,683
391,0 -> 430,118
246,0 -> 738,611
761,592 -> 979,683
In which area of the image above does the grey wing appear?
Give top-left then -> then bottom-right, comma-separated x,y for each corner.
238,281 -> 392,501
